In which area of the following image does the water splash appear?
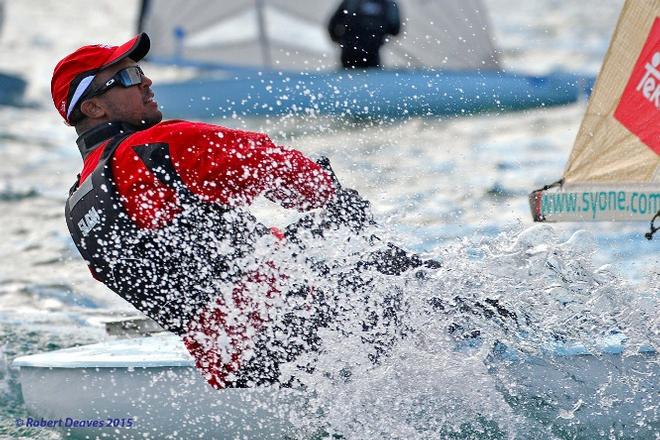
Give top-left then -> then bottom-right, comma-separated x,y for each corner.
252,223 -> 658,439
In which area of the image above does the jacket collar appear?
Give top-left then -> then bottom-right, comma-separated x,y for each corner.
76,122 -> 139,160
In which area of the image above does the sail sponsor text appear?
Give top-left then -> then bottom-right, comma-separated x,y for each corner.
534,188 -> 660,222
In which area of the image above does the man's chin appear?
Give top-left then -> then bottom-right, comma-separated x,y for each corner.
138,111 -> 163,128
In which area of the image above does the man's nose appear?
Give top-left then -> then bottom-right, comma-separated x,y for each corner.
140,74 -> 153,88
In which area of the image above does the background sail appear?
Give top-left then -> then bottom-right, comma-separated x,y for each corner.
383,0 -> 499,69
562,0 -> 660,186
139,0 -> 500,71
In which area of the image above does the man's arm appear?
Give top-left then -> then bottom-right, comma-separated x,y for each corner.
162,122 -> 335,210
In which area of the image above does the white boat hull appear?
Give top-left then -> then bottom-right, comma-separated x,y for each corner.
14,334 -> 658,438
14,335 -> 304,439
19,366 -> 303,439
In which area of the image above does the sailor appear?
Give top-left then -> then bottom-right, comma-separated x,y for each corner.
53,29 -> 444,391
52,33 -> 386,389
328,0 -> 401,69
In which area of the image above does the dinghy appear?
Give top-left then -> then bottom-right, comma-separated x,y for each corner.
139,0 -> 594,119
13,320 -> 657,439
529,0 -> 660,238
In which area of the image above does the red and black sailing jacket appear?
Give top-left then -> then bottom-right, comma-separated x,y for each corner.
65,120 -> 335,335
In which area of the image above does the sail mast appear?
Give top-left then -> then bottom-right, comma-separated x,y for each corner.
254,0 -> 272,68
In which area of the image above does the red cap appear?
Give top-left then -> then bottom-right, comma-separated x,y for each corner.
51,33 -> 150,123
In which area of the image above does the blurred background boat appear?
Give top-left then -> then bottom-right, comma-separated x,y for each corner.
0,1 -> 26,106
140,0 -> 595,119
0,71 -> 26,106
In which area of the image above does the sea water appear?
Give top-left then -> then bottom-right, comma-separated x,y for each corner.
0,0 -> 657,438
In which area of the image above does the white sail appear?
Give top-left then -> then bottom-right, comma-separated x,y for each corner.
531,0 -> 660,225
139,0 -> 499,71
383,0 -> 498,69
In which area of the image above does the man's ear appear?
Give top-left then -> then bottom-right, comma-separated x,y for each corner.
79,98 -> 106,119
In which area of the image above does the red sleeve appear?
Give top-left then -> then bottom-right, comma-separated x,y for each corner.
130,121 -> 335,211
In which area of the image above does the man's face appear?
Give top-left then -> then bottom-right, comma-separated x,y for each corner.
89,58 -> 162,127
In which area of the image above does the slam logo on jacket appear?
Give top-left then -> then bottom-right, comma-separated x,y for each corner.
78,206 -> 101,236
614,17 -> 660,155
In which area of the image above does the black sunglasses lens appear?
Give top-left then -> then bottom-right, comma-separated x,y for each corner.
82,66 -> 144,100
117,67 -> 143,87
